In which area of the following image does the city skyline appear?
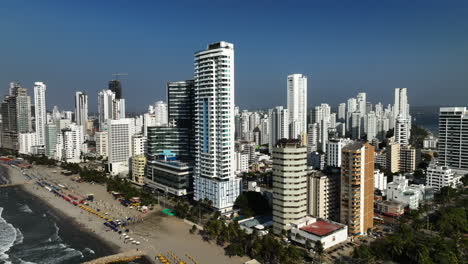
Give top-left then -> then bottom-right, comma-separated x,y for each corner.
1,1 -> 467,111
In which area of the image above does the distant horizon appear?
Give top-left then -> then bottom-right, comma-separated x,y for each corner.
1,1 -> 467,112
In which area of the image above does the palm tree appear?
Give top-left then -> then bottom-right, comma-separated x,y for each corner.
314,240 -> 324,263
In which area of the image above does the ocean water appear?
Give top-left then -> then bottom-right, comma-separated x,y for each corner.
0,167 -> 148,264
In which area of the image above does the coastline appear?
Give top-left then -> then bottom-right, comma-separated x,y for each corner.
2,165 -> 153,264
4,164 -> 248,264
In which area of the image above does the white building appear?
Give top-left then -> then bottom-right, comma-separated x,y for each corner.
75,91 -> 88,136
154,101 -> 168,126
374,169 -> 387,193
113,98 -> 126,120
33,82 -> 47,146
307,123 -> 318,153
325,138 -> 353,167
386,175 -> 423,210
268,106 -> 289,153
107,118 -> 134,176
234,151 -> 249,174
287,74 -> 307,140
98,89 -> 115,131
18,132 -> 37,155
290,216 -> 348,250
61,123 -> 83,163
426,162 -> 461,191
438,107 -> 468,170
423,136 -> 438,149
132,134 -> 146,156
193,41 -> 241,212
95,131 -> 108,158
394,88 -> 411,144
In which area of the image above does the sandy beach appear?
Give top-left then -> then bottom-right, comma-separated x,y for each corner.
6,164 -> 248,264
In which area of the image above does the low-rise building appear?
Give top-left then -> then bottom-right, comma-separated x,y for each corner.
426,162 -> 461,191
375,200 -> 404,217
386,175 -> 423,209
290,216 -> 348,250
238,215 -> 273,236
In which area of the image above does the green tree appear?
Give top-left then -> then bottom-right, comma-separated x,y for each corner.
314,240 -> 324,263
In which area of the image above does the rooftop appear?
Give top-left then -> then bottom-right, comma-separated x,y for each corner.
299,220 -> 343,237
342,141 -> 364,151
239,215 -> 272,228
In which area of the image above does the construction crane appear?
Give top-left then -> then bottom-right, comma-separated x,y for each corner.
112,72 -> 128,81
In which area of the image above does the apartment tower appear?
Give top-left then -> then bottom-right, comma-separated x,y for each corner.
193,41 -> 240,212
340,141 -> 374,236
272,139 -> 308,234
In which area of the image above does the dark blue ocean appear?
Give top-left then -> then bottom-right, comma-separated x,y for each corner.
0,167 -> 148,264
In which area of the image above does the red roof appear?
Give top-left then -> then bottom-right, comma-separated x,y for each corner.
299,220 -> 342,237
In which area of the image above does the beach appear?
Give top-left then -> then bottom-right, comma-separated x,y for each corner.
4,164 -> 248,264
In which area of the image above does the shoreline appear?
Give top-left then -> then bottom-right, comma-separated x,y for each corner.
3,164 -> 154,264
4,164 -> 248,264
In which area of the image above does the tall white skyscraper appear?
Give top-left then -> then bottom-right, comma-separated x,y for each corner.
34,82 -> 47,146
338,103 -> 346,121
154,101 -> 168,126
193,41 -> 240,212
287,74 -> 307,140
356,92 -> 367,115
394,88 -> 411,144
107,118 -> 134,175
268,106 -> 289,152
98,89 -> 115,131
75,91 -> 88,136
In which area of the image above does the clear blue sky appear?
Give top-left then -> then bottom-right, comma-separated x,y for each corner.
0,0 -> 467,112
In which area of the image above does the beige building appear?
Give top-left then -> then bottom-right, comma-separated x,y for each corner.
399,144 -> 416,173
272,139 -> 308,234
307,170 -> 340,222
131,154 -> 146,185
386,142 -> 400,173
340,141 -> 374,236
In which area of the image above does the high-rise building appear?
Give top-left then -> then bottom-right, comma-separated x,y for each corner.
61,123 -> 83,163
272,139 -> 308,234
154,101 -> 168,126
366,112 -> 377,141
113,98 -> 126,120
131,134 -> 146,156
287,74 -> 307,140
108,80 -> 122,99
34,82 -> 47,146
193,41 -> 240,212
167,80 -> 195,129
338,103 -> 346,122
340,141 -> 374,236
326,138 -> 353,168
307,123 -> 318,154
145,150 -> 194,196
307,170 -> 341,222
268,106 -> 289,152
386,142 -> 401,173
146,126 -> 190,161
75,91 -> 88,136
98,89 -> 115,131
399,144 -> 416,173
107,118 -> 134,175
45,123 -> 58,158
438,107 -> 468,170
95,131 -> 108,158
356,92 -> 367,116
1,82 -> 32,150
131,154 -> 146,185
394,88 -> 411,144
18,132 -> 37,154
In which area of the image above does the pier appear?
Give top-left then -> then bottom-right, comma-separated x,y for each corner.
81,250 -> 146,264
